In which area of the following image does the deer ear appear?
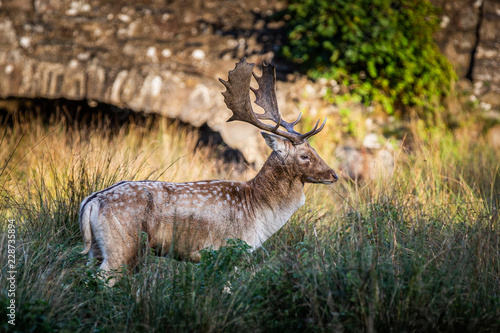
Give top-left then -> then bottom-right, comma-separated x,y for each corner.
261,132 -> 290,156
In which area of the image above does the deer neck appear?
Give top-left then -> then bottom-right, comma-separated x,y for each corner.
245,152 -> 305,247
250,152 -> 304,197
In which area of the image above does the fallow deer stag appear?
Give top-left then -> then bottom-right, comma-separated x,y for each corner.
79,59 -> 338,285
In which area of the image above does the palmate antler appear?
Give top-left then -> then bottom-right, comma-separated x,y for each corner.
219,58 -> 326,144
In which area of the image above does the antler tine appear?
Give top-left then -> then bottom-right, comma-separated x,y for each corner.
300,117 -> 327,141
279,112 -> 302,134
291,112 -> 302,126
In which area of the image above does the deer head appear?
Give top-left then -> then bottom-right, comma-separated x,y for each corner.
261,132 -> 338,184
219,58 -> 338,185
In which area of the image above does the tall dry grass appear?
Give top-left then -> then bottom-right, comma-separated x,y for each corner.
0,106 -> 499,332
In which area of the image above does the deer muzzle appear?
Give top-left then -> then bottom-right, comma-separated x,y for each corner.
306,169 -> 338,184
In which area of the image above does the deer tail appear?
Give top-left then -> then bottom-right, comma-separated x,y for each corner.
79,198 -> 99,255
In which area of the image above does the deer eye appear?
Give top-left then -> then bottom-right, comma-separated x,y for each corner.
301,155 -> 310,161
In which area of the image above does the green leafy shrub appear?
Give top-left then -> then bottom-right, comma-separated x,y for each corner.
197,238 -> 253,291
281,0 -> 456,114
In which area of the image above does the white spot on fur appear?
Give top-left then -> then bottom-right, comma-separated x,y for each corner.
5,64 -> 14,74
161,48 -> 172,58
19,36 -> 31,49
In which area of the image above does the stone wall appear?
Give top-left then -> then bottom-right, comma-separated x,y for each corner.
0,0 -> 289,164
432,0 -> 500,109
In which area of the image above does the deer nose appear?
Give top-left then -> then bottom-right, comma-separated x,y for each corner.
332,171 -> 339,182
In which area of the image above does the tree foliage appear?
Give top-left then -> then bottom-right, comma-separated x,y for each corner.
281,0 -> 456,114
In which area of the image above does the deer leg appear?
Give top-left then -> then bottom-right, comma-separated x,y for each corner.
97,260 -> 119,287
86,241 -> 103,266
93,229 -> 137,286
97,237 -> 141,286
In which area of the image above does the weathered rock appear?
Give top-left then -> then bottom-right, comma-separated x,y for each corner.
432,0 -> 500,108
472,0 -> 500,107
432,0 -> 480,78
